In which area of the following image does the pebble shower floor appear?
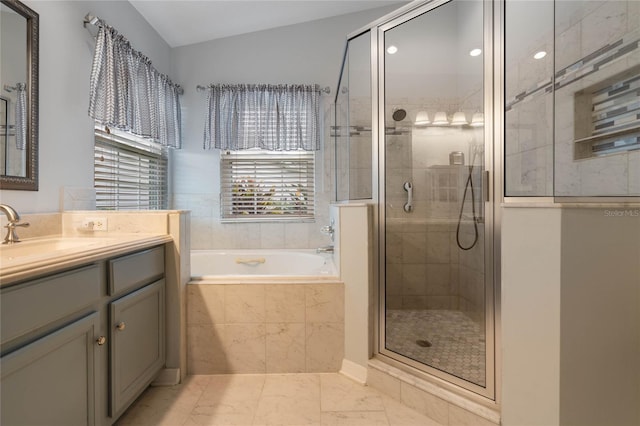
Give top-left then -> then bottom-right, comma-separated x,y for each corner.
385,309 -> 485,386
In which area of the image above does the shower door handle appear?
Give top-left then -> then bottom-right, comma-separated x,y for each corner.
483,170 -> 490,202
403,181 -> 413,213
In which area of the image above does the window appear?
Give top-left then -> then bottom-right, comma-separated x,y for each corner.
221,150 -> 315,221
94,127 -> 168,210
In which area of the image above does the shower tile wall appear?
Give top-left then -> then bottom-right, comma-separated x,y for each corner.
554,0 -> 640,197
334,97 -> 373,201
505,0 -> 554,197
385,112 -> 484,324
348,97 -> 374,199
506,0 -> 640,197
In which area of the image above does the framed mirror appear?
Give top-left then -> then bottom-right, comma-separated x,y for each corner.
0,0 -> 38,190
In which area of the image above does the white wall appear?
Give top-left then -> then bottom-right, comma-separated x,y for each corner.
170,6 -> 398,250
559,207 -> 640,426
501,206 -> 562,426
0,0 -> 400,242
501,205 -> 640,426
0,0 -> 172,213
333,203 -> 373,382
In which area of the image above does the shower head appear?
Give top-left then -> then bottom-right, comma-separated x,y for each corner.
392,108 -> 407,122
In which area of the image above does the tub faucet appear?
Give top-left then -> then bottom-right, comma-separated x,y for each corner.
0,204 -> 30,244
316,245 -> 334,254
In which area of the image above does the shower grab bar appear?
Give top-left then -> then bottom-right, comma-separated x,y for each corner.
235,257 -> 266,265
403,181 -> 413,213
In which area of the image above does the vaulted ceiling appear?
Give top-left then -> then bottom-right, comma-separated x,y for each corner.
129,0 -> 408,47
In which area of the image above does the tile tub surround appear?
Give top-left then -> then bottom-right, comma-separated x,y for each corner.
115,373 -> 445,426
187,282 -> 345,374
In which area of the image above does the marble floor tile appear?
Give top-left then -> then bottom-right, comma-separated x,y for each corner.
320,411 -> 389,426
115,376 -> 210,426
381,395 -> 445,426
185,374 -> 264,425
253,374 -> 321,425
117,373 -> 447,426
195,374 -> 265,415
319,374 -> 385,412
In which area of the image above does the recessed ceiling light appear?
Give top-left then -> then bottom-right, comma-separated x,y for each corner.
387,45 -> 398,54
469,48 -> 482,57
534,51 -> 547,59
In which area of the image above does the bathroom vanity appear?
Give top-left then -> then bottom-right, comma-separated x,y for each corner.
0,236 -> 171,425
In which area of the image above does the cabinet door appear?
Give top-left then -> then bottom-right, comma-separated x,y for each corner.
1,312 -> 100,426
110,279 -> 165,418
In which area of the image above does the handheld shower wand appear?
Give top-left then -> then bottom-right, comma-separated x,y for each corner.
455,145 -> 482,250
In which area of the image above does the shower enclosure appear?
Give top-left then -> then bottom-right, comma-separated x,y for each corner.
334,0 -> 495,398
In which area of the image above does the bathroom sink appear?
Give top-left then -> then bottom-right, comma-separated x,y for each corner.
0,236 -> 118,263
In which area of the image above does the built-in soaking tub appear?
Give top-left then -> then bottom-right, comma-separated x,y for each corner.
190,249 -> 338,282
187,249 -> 344,375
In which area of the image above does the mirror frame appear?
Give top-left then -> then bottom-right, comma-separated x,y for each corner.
0,0 -> 38,191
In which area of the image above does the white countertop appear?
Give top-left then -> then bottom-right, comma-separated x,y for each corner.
0,233 -> 172,287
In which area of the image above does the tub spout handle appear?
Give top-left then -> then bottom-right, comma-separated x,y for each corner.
235,257 -> 266,265
316,246 -> 334,254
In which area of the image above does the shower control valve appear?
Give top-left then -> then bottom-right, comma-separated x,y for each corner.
320,219 -> 335,242
320,225 -> 334,234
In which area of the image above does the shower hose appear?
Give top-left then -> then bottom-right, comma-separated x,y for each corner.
456,149 -> 479,251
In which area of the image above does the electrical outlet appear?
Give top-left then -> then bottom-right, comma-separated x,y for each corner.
83,217 -> 108,231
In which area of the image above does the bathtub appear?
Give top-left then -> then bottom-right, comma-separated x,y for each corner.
187,249 -> 344,374
190,249 -> 338,282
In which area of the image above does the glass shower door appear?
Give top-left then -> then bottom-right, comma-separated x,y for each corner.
379,0 -> 492,396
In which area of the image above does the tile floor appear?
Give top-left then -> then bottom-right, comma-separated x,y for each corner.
115,373 -> 445,426
385,310 -> 485,386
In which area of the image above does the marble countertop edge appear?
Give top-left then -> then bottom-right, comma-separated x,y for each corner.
0,233 -> 172,287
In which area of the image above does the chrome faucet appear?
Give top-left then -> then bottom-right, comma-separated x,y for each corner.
320,219 -> 335,242
0,204 -> 30,244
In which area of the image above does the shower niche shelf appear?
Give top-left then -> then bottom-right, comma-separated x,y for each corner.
574,126 -> 640,159
573,67 -> 640,160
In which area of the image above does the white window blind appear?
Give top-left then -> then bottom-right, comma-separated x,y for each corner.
94,128 -> 168,210
221,150 -> 315,221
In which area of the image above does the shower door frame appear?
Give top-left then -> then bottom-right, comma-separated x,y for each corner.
371,0 -> 499,400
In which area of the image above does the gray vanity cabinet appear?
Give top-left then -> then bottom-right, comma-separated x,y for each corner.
0,312 -> 100,426
0,244 -> 167,426
109,279 -> 165,418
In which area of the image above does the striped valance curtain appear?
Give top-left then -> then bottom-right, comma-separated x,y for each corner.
88,21 -> 182,149
203,84 -> 321,151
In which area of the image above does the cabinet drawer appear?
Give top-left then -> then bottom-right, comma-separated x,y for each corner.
1,264 -> 102,347
108,246 -> 164,296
